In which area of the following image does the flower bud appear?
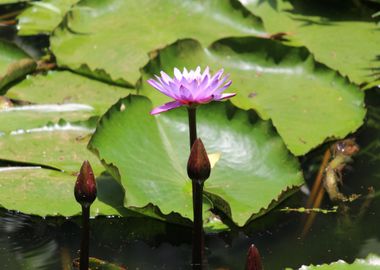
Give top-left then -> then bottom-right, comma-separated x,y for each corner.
245,244 -> 263,270
187,138 -> 211,183
74,160 -> 97,207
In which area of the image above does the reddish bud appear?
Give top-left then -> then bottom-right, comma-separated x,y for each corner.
187,138 -> 211,183
246,244 -> 263,270
74,160 -> 97,207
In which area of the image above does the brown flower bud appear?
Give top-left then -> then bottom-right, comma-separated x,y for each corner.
74,160 -> 97,207
187,138 -> 211,183
246,244 -> 263,270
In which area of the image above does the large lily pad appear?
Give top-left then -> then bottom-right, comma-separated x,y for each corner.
139,38 -> 366,156
0,167 -> 129,217
0,71 -> 131,173
0,40 -> 36,93
2,70 -> 130,133
0,163 -> 215,224
7,71 -> 129,111
50,0 -> 266,86
88,95 -> 303,226
241,0 -> 380,86
17,0 -> 79,35
0,123 -> 104,174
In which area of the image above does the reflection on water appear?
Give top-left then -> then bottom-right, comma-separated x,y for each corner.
0,212 -> 60,269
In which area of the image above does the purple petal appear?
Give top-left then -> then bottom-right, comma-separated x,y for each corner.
154,75 -> 170,89
201,66 -> 210,80
179,85 -> 193,101
147,79 -> 169,94
174,68 -> 182,80
212,80 -> 232,95
210,68 -> 224,82
160,71 -> 173,84
194,66 -> 201,77
167,80 -> 181,98
150,101 -> 183,115
183,67 -> 189,79
204,74 -> 229,96
193,75 -> 210,98
214,93 -> 236,101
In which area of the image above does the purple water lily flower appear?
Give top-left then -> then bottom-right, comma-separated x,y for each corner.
148,66 -> 236,115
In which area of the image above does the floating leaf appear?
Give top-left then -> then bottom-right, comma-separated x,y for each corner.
241,0 -> 380,86
89,95 -> 303,226
0,166 -> 212,223
0,0 -> 29,3
50,0 -> 266,86
0,122 -> 103,174
0,40 -> 36,93
139,38 -> 366,155
0,167 -> 124,217
0,71 -> 131,172
17,0 -> 79,35
6,71 -> 129,114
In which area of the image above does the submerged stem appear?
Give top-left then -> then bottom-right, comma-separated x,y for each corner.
80,205 -> 90,270
188,107 -> 197,148
192,181 -> 204,270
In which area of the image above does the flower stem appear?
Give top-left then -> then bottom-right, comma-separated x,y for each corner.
79,205 -> 90,270
192,181 -> 204,270
187,107 -> 197,148
187,107 -> 205,269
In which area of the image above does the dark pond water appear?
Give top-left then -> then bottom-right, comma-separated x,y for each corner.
1,90 -> 380,269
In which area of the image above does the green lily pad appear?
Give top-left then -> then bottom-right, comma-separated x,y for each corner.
50,0 -> 266,86
6,71 -> 129,113
0,71 -> 131,173
0,167 -> 123,217
2,71 -> 130,133
0,165 -> 212,223
241,0 -> 380,86
0,122 -> 103,174
139,38 -> 366,156
88,95 -> 303,226
0,0 -> 29,3
17,0 -> 79,35
0,106 -> 95,135
0,40 -> 36,93
289,254 -> 380,269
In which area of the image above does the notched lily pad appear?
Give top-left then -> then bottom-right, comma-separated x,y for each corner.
17,0 -> 80,35
241,0 -> 380,86
0,71 -> 132,169
139,38 -> 366,156
50,0 -> 266,86
89,95 -> 303,226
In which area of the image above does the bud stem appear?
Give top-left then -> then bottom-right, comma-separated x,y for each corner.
192,181 -> 204,270
187,107 -> 205,269
79,205 -> 90,270
187,107 -> 197,149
